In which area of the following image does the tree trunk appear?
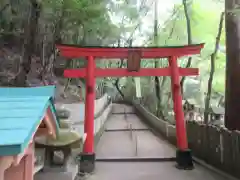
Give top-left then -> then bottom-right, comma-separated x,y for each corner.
225,0 -> 240,130
204,12 -> 224,124
55,0 -> 67,44
15,0 -> 41,86
113,39 -> 125,99
153,0 -> 164,118
180,0 -> 192,92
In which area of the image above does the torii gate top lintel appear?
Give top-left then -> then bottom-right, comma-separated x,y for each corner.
56,43 -> 204,59
57,43 -> 204,78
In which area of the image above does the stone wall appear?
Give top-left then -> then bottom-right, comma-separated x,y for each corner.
133,101 -> 176,144
81,94 -> 112,139
92,93 -> 112,139
94,103 -> 112,145
94,94 -> 110,117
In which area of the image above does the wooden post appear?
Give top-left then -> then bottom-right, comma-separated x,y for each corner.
81,56 -> 95,173
169,56 -> 193,170
225,0 -> 240,130
83,56 -> 95,153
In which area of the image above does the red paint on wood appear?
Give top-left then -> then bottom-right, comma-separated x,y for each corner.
169,56 -> 188,150
64,68 -> 199,78
56,44 -> 204,59
83,56 -> 95,154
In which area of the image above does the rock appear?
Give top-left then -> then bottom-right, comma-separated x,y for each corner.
35,129 -> 82,149
59,121 -> 71,129
56,108 -> 71,119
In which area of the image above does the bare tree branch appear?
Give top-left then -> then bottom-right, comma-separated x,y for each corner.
180,0 -> 193,91
204,12 -> 224,124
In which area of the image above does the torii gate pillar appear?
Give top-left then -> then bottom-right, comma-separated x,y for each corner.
169,56 -> 192,169
57,43 -> 204,173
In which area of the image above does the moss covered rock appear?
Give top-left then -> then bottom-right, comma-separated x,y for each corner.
59,120 -> 71,129
56,108 -> 71,119
35,129 -> 82,149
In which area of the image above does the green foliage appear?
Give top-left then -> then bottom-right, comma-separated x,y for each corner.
0,0 -> 226,116
157,0 -> 226,94
125,0 -> 226,116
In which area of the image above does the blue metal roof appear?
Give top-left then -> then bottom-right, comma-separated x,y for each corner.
0,86 -> 59,156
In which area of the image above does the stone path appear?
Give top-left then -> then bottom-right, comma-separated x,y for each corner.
96,113 -> 175,159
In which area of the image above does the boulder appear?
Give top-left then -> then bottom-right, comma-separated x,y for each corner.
56,107 -> 71,119
35,129 -> 82,149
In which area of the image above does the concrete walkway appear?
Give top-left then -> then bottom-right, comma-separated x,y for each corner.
96,113 -> 175,159
88,104 -> 230,180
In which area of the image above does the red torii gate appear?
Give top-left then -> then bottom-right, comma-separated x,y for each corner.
57,43 -> 204,172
